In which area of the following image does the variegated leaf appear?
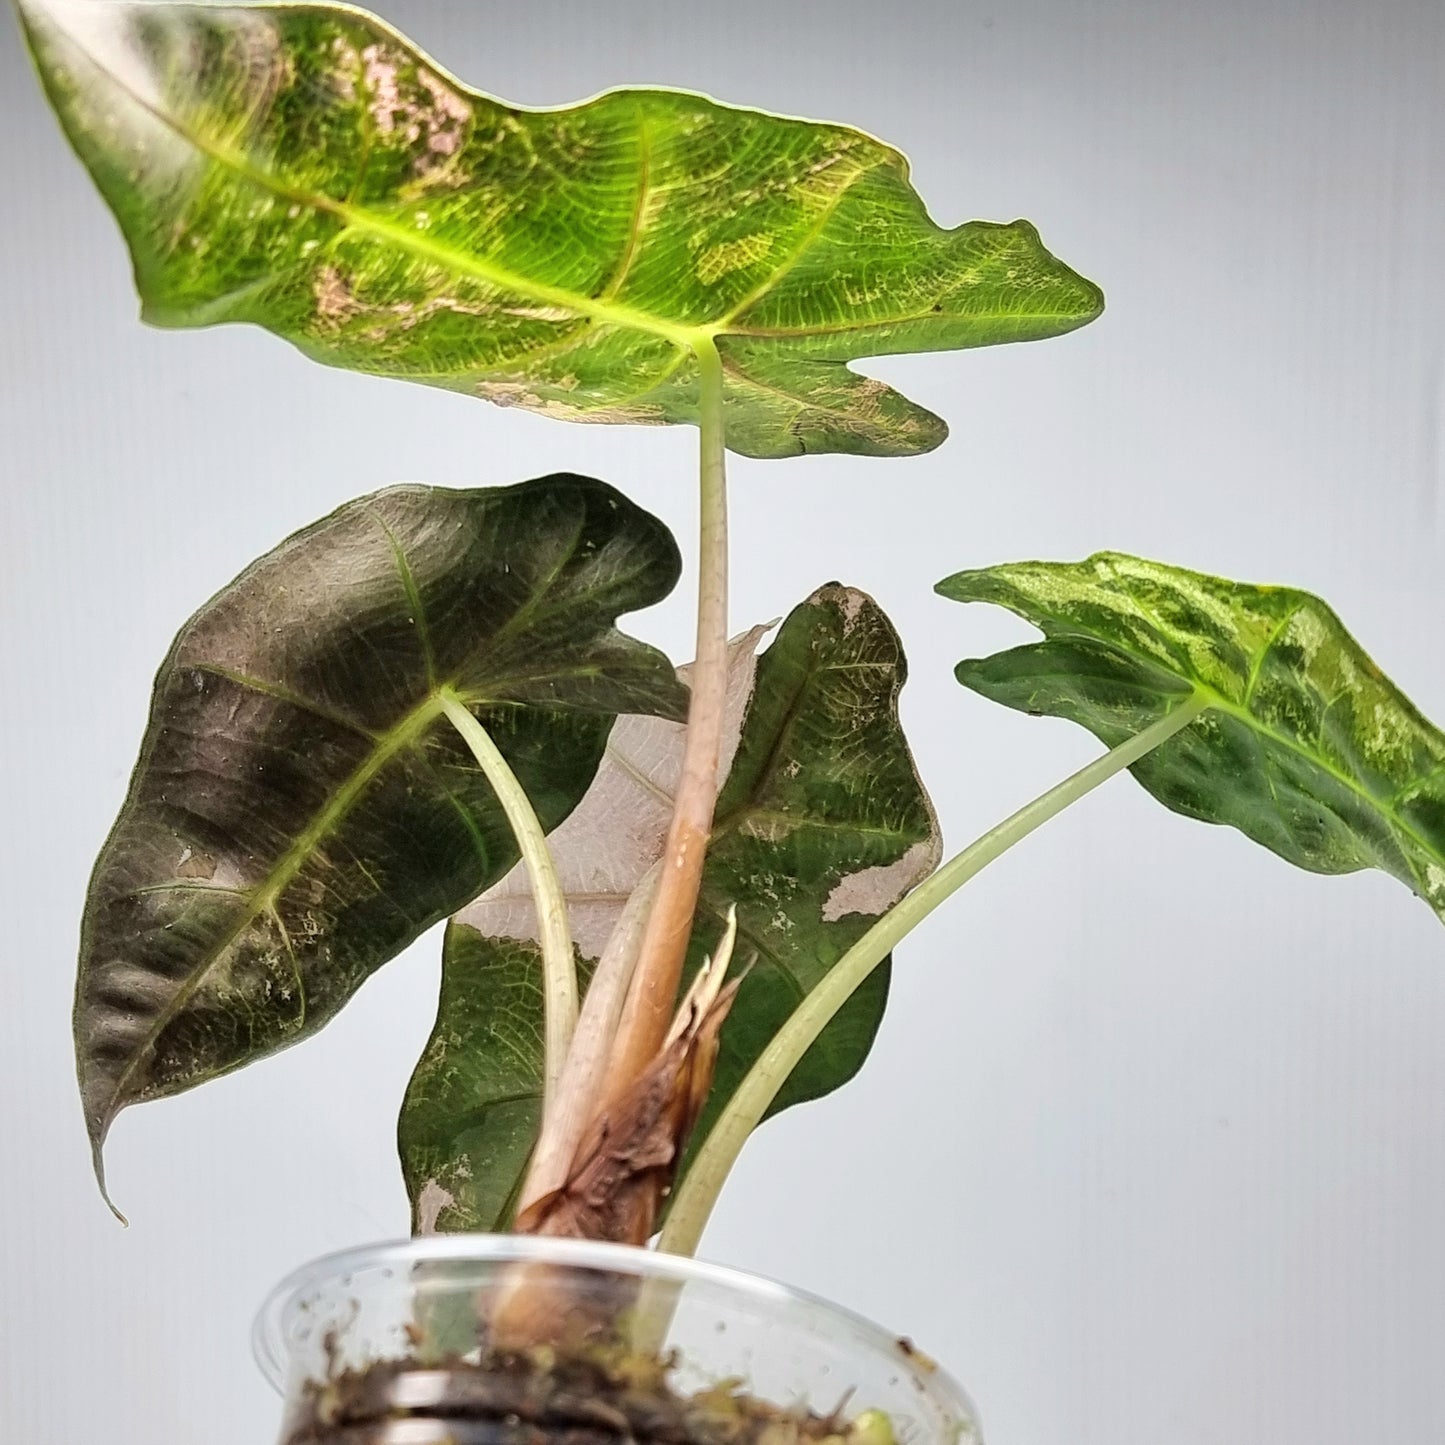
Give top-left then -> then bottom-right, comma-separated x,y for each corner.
939,553 -> 1445,919
21,0 -> 1101,458
400,587 -> 940,1233
77,476 -> 684,1201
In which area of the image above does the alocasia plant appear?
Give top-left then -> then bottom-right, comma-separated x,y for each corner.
17,0 -> 1445,1352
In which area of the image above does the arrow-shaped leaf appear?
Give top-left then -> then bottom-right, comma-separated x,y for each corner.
939,553 -> 1445,919
21,0 -> 1101,459
400,586 -> 940,1233
77,475 -> 685,1198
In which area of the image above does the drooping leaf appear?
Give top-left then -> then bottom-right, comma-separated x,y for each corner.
21,0 -> 1102,459
400,587 -> 940,1233
939,552 -> 1445,919
77,475 -> 685,1198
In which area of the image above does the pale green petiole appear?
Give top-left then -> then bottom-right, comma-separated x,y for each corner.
657,691 -> 1212,1258
439,692 -> 577,1110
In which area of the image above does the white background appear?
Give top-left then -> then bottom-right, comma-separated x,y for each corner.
4,1 -> 1445,1440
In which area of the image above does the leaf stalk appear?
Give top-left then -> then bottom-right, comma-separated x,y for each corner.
657,691 -> 1211,1257
601,339 -> 731,1116
439,692 -> 577,1110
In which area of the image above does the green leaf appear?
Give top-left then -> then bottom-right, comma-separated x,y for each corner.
938,552 -> 1445,920
21,0 -> 1102,459
401,930 -> 564,1236
400,587 -> 939,1233
77,475 -> 685,1199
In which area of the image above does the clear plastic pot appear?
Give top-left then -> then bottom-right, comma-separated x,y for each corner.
255,1235 -> 983,1445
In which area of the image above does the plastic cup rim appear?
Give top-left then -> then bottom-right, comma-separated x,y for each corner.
252,1231 -> 977,1427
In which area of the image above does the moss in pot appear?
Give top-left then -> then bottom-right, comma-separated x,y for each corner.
17,2 -> 1445,1440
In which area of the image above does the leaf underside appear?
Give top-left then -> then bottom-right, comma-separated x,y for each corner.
76,475 -> 685,1196
400,586 -> 941,1233
939,552 -> 1445,921
22,0 -> 1102,459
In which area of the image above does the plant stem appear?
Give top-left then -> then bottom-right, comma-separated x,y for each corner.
603,338 -> 731,1108
516,862 -> 661,1216
656,692 -> 1211,1259
439,692 -> 577,1111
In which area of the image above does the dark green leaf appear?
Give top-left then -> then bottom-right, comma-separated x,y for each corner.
939,552 -> 1445,919
78,475 -> 685,1198
21,0 -> 1101,459
400,587 -> 939,1233
401,931 -> 556,1236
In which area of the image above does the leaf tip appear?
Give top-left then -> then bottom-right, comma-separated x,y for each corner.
933,569 -> 977,603
952,657 -> 986,691
907,405 -> 950,456
1069,268 -> 1107,325
881,405 -> 949,459
90,1137 -> 129,1228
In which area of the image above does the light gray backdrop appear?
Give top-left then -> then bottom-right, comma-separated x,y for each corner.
3,1 -> 1444,1441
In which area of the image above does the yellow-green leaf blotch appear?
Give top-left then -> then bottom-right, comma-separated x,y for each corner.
20,0 -> 1103,459
940,553 -> 1445,921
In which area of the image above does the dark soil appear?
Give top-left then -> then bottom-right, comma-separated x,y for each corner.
282,1341 -> 874,1445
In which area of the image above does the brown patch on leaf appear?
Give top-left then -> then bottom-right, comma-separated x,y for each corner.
821,837 -> 939,922
315,273 -> 509,341
230,13 -> 289,115
175,847 -> 217,881
313,266 -> 361,326
360,43 -> 472,179
414,1178 -> 456,1235
475,379 -> 544,409
475,378 -> 666,426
